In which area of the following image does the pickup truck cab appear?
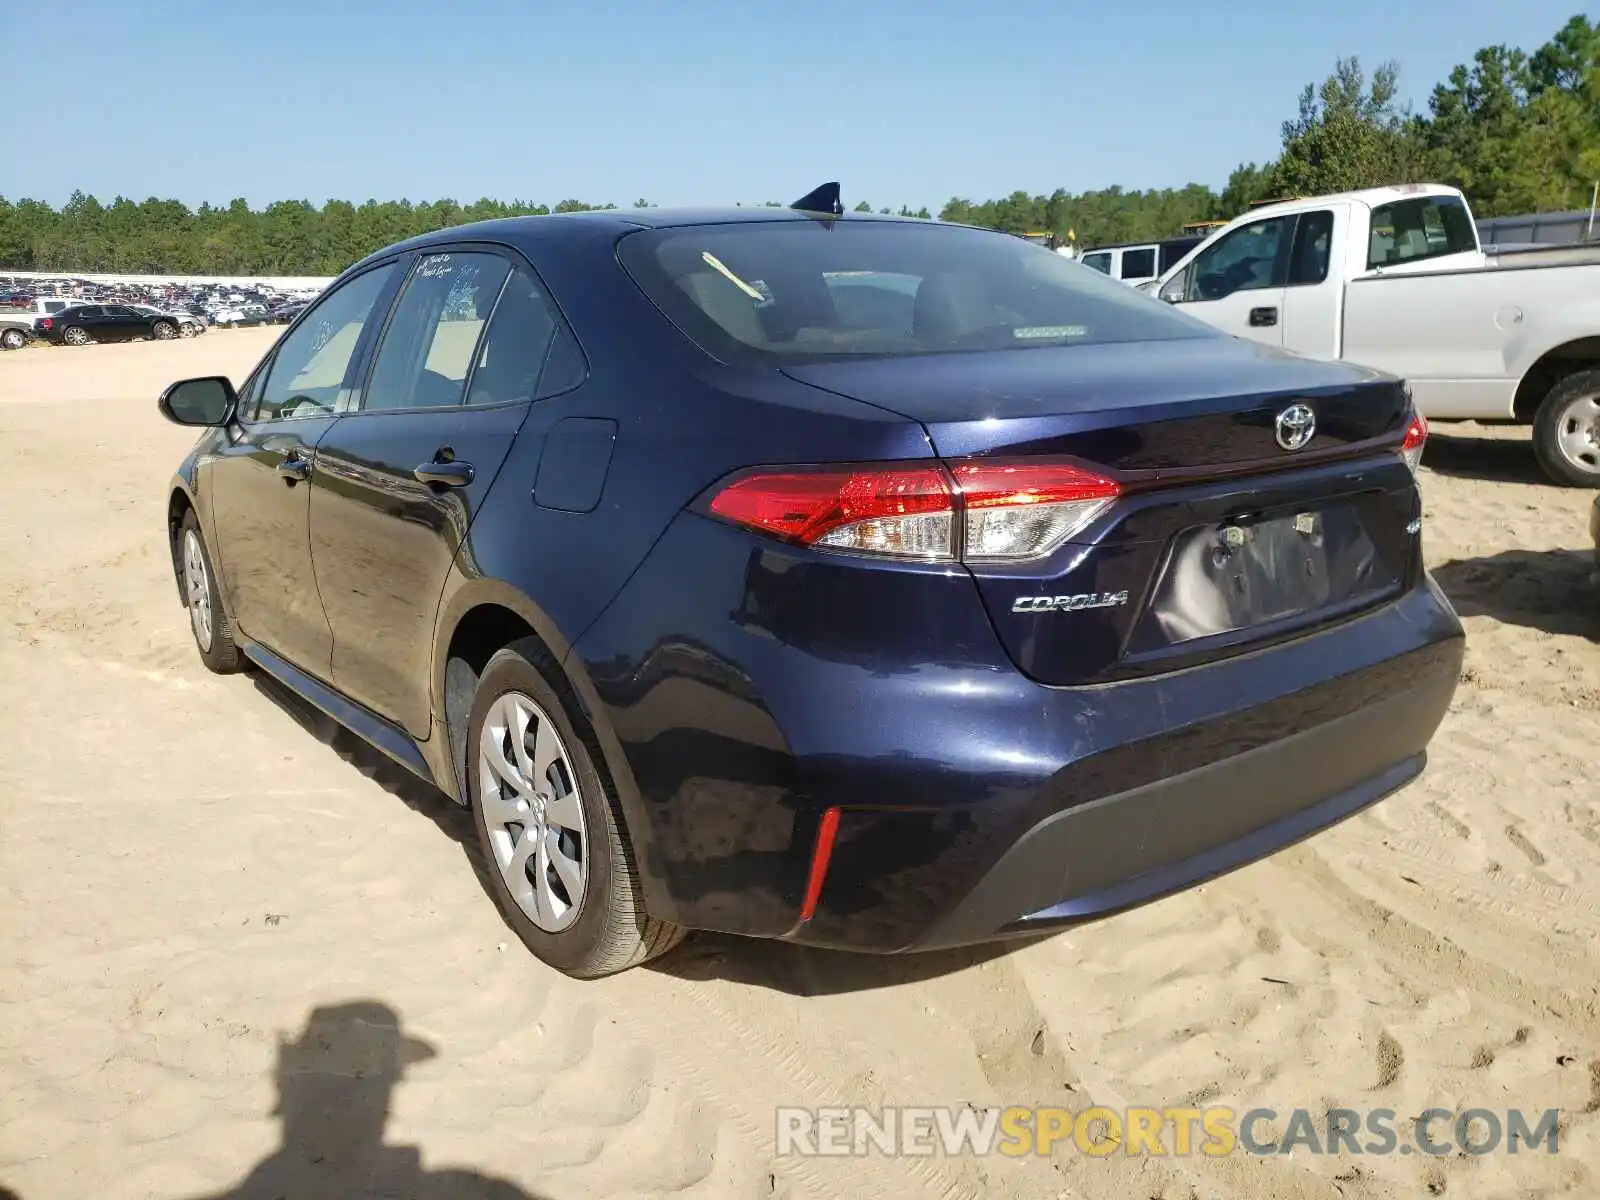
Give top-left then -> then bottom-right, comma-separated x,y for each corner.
1153,184 -> 1600,485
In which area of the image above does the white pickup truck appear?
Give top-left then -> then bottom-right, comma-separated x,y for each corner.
0,297 -> 87,349
1151,184 -> 1600,485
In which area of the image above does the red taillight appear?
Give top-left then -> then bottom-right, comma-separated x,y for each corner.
706,459 -> 1121,562
951,461 -> 1121,561
1400,411 -> 1427,476
798,806 -> 841,923
709,465 -> 955,559
38,318 -> 51,330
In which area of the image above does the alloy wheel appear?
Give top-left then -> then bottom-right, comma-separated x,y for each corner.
182,529 -> 213,651
477,691 -> 588,932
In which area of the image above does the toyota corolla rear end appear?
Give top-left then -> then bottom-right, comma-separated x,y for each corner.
571,214 -> 1464,954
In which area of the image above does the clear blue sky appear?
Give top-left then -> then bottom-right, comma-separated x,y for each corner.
2,0 -> 1584,211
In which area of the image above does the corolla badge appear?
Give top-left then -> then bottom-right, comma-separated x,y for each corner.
1012,591 -> 1129,614
1274,403 -> 1316,451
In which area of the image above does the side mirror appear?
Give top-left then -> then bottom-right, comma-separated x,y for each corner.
1158,273 -> 1187,304
159,376 -> 237,427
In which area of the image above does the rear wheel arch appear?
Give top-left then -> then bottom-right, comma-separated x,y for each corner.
433,590 -> 610,799
433,590 -> 665,917
1514,336 -> 1600,422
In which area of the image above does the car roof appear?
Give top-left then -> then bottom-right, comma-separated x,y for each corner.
345,208 -> 950,275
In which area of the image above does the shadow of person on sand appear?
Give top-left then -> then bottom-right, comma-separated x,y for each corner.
184,1001 -> 543,1200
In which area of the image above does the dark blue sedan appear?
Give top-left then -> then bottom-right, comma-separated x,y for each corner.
158,188 -> 1463,977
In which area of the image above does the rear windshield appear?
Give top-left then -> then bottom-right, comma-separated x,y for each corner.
618,219 -> 1217,366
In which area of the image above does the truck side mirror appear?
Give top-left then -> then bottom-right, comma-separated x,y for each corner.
1158,272 -> 1187,304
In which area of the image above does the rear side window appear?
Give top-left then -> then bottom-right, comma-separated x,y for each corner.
1367,196 -> 1477,269
362,251 -> 510,412
618,221 -> 1215,366
1119,248 -> 1157,279
463,265 -> 586,406
1080,252 -> 1112,274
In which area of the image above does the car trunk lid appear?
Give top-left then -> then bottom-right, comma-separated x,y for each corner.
783,337 -> 1420,686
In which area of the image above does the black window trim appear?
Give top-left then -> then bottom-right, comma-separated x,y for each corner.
345,239 -> 589,418
235,255 -> 407,428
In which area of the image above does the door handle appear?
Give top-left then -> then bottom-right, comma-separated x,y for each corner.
276,452 -> 311,483
414,458 -> 475,488
1248,306 -> 1278,327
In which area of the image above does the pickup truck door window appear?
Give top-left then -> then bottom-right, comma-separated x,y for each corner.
1279,210 -> 1341,360
1170,215 -> 1291,347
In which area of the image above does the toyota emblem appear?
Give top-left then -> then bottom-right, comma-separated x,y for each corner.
1274,403 -> 1316,451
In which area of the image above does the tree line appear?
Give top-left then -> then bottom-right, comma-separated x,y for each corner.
0,14 -> 1594,276
940,14 -> 1598,246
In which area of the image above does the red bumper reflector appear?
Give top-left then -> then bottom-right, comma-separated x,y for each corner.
799,806 -> 842,922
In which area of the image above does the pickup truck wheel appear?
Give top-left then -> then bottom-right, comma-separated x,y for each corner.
1533,369 -> 1600,487
0,329 -> 25,350
467,639 -> 686,978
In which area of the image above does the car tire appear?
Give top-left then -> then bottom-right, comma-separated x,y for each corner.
153,320 -> 177,340
467,639 -> 685,978
1533,369 -> 1600,487
62,326 -> 90,346
0,328 -> 25,350
177,509 -> 243,674
179,322 -> 196,338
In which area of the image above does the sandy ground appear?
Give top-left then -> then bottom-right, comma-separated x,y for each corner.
1,331 -> 1598,1200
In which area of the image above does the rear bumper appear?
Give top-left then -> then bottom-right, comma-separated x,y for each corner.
914,654 -> 1451,950
573,511 -> 1464,953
